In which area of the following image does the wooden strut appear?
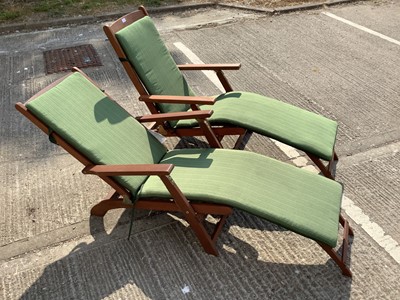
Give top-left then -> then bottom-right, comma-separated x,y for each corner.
233,130 -> 253,150
91,188 -> 233,255
306,150 -> 339,180
318,217 -> 354,277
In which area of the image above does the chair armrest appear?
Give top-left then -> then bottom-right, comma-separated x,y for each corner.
82,164 -> 174,176
177,64 -> 241,71
177,64 -> 239,93
139,95 -> 215,105
136,110 -> 213,123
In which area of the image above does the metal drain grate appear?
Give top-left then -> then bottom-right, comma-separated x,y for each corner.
43,44 -> 102,74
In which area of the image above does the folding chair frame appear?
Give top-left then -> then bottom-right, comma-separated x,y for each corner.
16,68 -> 353,277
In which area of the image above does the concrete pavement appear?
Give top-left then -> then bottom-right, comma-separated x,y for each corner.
1,1 -> 400,299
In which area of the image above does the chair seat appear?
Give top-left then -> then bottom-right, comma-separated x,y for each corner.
175,92 -> 338,161
139,148 -> 342,247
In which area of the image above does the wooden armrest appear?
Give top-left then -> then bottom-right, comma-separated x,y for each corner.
177,63 -> 241,71
136,110 -> 213,122
82,164 -> 174,176
139,95 -> 215,105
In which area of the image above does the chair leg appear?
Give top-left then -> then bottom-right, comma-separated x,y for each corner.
340,213 -> 354,237
318,216 -> 353,277
234,130 -> 253,150
193,213 -> 231,245
211,215 -> 229,242
159,175 -> 220,256
185,214 -> 220,256
306,152 -> 335,179
90,190 -> 131,217
328,150 -> 339,178
319,243 -> 352,277
197,119 -> 223,148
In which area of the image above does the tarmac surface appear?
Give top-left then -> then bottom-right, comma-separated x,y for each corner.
1,1 -> 400,299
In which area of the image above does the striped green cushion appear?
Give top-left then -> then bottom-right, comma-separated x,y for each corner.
141,148 -> 343,247
115,16 -> 194,122
115,16 -> 337,161
26,72 -> 167,197
25,71 -> 342,246
176,92 -> 338,161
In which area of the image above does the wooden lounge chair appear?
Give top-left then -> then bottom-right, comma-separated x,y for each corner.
104,6 -> 339,179
16,69 -> 353,276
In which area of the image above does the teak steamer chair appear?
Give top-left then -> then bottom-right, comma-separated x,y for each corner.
16,69 -> 353,277
104,6 -> 339,179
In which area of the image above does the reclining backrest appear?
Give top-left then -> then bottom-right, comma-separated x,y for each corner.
25,72 -> 167,197
115,16 -> 194,115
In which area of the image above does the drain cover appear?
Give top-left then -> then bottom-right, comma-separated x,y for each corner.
43,44 -> 102,74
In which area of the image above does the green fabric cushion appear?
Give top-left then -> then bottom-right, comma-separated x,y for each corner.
115,16 -> 337,160
26,72 -> 167,197
25,72 -> 342,246
176,92 -> 338,161
141,148 -> 343,247
115,16 -> 194,122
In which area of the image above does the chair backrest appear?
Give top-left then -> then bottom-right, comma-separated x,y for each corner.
104,7 -> 194,116
24,71 -> 167,197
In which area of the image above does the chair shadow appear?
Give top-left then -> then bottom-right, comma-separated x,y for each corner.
19,209 -> 352,300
